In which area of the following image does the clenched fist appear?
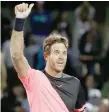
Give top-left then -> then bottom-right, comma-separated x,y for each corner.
15,3 -> 34,19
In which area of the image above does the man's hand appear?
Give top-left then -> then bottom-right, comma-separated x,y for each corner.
15,3 -> 34,19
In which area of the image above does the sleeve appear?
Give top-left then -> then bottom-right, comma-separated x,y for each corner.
18,67 -> 40,92
74,83 -> 86,112
18,67 -> 40,109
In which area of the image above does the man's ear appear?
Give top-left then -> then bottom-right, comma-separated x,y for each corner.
44,52 -> 48,61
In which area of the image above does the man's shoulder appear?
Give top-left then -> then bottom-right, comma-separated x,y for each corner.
63,73 -> 80,83
25,68 -> 44,77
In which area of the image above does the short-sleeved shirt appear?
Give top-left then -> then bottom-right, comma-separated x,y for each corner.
18,68 -> 86,112
42,70 -> 86,112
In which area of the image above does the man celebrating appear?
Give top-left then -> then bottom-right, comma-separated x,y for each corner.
10,3 -> 86,112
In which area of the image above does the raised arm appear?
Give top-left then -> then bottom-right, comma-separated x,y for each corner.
10,3 -> 34,77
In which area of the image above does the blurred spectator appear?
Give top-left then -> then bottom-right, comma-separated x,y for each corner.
63,48 -> 80,78
34,47 -> 46,70
85,102 -> 99,112
73,2 -> 95,58
1,51 -> 7,97
50,11 -> 72,48
78,21 -> 102,75
24,32 -> 40,68
29,1 -> 52,46
1,16 -> 12,47
23,99 -> 30,112
75,1 -> 95,20
98,98 -> 109,112
13,85 -> 30,112
101,47 -> 109,82
85,75 -> 101,106
101,79 -> 109,99
1,84 -> 29,112
2,17 -> 21,97
2,39 -> 12,69
2,38 -> 21,95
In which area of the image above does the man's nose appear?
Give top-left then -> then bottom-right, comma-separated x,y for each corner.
58,53 -> 64,59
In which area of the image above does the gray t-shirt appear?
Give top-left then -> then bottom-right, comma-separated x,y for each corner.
42,70 -> 86,112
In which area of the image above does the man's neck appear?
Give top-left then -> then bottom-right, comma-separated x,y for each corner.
45,66 -> 63,78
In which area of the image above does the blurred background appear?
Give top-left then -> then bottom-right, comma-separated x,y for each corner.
1,1 -> 109,112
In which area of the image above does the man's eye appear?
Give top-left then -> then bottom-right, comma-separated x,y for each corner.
63,51 -> 67,55
62,51 -> 67,55
54,50 -> 59,55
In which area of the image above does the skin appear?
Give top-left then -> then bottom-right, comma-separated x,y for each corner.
45,43 -> 67,78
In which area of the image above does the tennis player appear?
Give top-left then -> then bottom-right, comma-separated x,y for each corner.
10,3 -> 86,112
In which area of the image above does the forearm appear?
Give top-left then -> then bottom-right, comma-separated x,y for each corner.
11,30 -> 24,59
10,18 -> 26,59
